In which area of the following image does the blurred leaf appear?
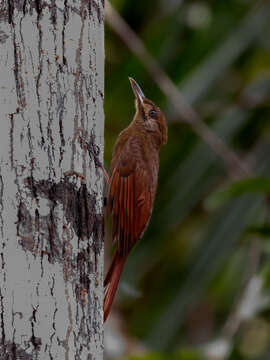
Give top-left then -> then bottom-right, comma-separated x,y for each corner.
145,194 -> 263,350
105,0 -> 270,356
174,348 -> 205,360
206,177 -> 270,210
261,262 -> 270,289
247,224 -> 270,239
240,77 -> 270,109
238,318 -> 270,358
143,146 -> 270,350
123,348 -> 204,360
123,354 -> 165,360
208,248 -> 246,311
170,2 -> 270,106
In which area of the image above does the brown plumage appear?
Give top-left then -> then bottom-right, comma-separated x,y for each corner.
104,78 -> 168,322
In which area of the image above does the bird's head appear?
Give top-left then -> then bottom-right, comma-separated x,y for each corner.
129,77 -> 168,146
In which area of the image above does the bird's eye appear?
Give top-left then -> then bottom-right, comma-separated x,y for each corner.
148,109 -> 158,119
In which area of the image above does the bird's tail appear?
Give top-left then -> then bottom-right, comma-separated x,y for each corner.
104,254 -> 126,322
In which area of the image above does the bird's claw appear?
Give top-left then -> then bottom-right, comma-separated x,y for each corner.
64,170 -> 85,180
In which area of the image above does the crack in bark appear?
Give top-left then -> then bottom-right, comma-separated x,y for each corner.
47,108 -> 56,178
0,170 -> 4,238
30,306 -> 41,352
62,0 -> 68,67
35,0 -> 41,15
22,0 -> 26,15
36,12 -> 44,149
55,76 -> 66,167
9,114 -> 14,170
37,110 -> 45,147
11,20 -> 26,109
71,0 -> 87,172
49,305 -> 57,359
0,253 -> 5,272
27,123 -> 34,159
0,288 -> 5,346
7,0 -> 14,24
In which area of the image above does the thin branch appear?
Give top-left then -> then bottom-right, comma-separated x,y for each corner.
105,1 -> 251,179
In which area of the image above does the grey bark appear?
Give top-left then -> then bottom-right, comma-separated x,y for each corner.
0,0 -> 104,359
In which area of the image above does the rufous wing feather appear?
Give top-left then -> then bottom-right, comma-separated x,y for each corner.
108,145 -> 153,255
104,140 -> 154,321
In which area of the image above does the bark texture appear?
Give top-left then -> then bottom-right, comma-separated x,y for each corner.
0,0 -> 104,358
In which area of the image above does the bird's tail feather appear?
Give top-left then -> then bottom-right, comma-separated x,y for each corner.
104,254 -> 126,322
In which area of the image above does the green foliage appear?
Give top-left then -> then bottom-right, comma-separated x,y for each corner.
247,224 -> 270,239
124,354 -> 164,360
105,0 -> 270,358
206,177 -> 270,209
122,348 -> 204,360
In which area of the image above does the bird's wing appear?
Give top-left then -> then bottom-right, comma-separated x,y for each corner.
108,140 -> 153,256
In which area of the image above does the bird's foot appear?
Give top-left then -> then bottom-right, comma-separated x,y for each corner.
64,170 -> 85,180
77,132 -> 110,185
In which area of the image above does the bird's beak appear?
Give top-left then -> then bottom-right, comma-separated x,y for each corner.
129,77 -> 145,105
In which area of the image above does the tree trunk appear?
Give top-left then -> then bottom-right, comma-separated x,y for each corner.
0,0 -> 104,359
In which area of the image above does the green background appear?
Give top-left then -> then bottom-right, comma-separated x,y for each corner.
104,0 -> 270,359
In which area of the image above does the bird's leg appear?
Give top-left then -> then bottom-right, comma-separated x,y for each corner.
100,165 -> 110,185
64,164 -> 109,185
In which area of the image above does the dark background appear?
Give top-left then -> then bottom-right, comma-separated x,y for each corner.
104,0 -> 270,359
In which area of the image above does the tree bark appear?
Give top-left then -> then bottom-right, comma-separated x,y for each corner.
0,0 -> 104,359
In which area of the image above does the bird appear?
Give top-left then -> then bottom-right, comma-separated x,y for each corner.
104,77 -> 168,322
